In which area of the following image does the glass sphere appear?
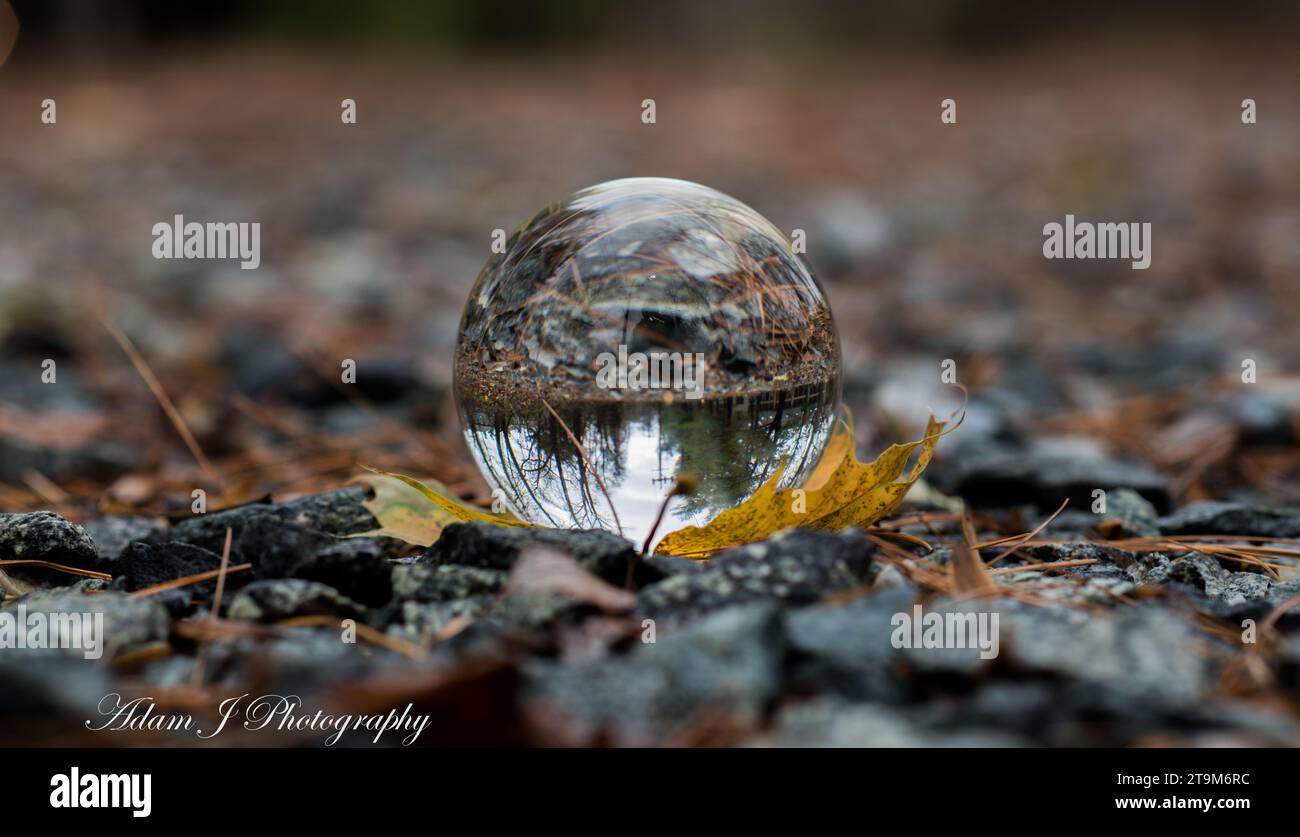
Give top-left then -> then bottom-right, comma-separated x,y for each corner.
454,177 -> 840,548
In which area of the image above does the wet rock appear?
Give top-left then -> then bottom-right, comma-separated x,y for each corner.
1158,501 -> 1300,539
227,579 -> 367,622
635,528 -> 878,627
82,515 -> 168,564
524,602 -> 785,744
170,486 -> 382,556
424,521 -> 654,586
0,511 -> 98,569
390,563 -> 505,603
938,437 -> 1170,512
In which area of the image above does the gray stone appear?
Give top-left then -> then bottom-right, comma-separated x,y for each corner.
227,579 -> 367,622
170,486 -> 382,556
1159,501 -> 1300,539
4,589 -> 170,654
81,515 -> 168,564
1100,488 -> 1161,537
938,436 -> 1170,512
385,597 -> 492,644
784,584 -> 919,702
1126,552 -> 1274,606
636,528 -> 878,626
524,602 -> 785,744
390,563 -> 505,603
0,511 -> 98,569
760,699 -> 1027,748
424,521 -> 653,586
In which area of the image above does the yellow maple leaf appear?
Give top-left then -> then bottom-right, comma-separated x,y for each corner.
355,466 -> 529,547
652,410 -> 948,559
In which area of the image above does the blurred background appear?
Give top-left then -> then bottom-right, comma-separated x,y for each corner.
1,0 -> 1298,517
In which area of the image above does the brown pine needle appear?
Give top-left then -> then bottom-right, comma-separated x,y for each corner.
987,498 -> 1070,567
275,615 -> 427,660
209,527 -> 234,617
129,563 -> 252,598
101,316 -> 223,490
0,559 -> 112,581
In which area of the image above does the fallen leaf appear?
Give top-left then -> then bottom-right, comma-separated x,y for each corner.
356,467 -> 529,547
504,546 -> 636,614
653,410 -> 948,559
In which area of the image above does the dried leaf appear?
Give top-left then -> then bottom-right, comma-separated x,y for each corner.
505,546 -> 636,614
356,467 -> 529,547
654,410 -> 947,559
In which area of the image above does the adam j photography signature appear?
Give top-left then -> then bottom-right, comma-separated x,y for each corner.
85,693 -> 433,746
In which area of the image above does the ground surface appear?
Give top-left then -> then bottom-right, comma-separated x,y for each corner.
1,41 -> 1299,746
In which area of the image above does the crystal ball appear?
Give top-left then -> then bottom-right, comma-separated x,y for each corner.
454,177 -> 841,548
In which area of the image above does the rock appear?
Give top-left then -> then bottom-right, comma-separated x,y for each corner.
0,511 -> 98,569
937,437 -> 1170,512
1098,488 -> 1161,537
642,553 -> 706,577
383,597 -> 492,643
234,518 -> 394,606
170,486 -> 382,556
490,592 -> 586,633
107,541 -> 240,617
997,599 -> 1210,709
390,563 -> 505,603
110,541 -> 229,593
227,579 -> 367,622
0,658 -> 114,733
424,521 -> 655,586
81,515 -> 168,564
635,528 -> 878,626
760,699 -> 1026,748
784,584 -> 919,702
201,627 -> 401,695
1125,552 -> 1273,606
1159,501 -> 1300,539
524,602 -> 785,744
1224,389 -> 1298,446
4,589 -> 170,653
